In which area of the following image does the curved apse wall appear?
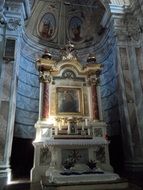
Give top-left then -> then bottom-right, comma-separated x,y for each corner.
14,55 -> 39,139
13,42 -> 121,139
100,48 -> 120,137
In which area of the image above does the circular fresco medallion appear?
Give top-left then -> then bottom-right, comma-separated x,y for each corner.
38,13 -> 56,40
68,16 -> 83,43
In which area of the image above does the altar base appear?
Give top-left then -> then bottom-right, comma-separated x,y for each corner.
41,175 -> 129,190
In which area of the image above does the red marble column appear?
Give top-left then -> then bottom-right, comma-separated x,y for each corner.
91,84 -> 99,120
42,82 -> 49,119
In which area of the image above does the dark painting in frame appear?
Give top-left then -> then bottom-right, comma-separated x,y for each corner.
56,87 -> 83,115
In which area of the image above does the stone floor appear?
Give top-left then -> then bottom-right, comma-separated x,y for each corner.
1,172 -> 143,190
1,180 -> 142,190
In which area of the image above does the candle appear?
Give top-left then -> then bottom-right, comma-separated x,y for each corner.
54,119 -> 57,127
62,119 -> 64,126
58,122 -> 61,130
88,128 -> 90,135
85,119 -> 88,126
55,127 -> 58,135
82,122 -> 84,131
67,122 -> 70,134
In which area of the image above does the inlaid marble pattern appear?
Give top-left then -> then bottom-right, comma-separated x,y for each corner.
40,147 -> 51,166
62,149 -> 88,164
0,61 -> 13,161
0,101 -> 9,161
95,146 -> 106,163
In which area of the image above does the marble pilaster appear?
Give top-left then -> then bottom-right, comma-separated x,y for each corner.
110,2 -> 143,171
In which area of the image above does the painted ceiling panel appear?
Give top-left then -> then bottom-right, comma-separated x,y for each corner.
26,0 -> 106,48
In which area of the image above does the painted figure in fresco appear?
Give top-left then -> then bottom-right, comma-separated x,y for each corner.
39,13 -> 55,39
59,90 -> 79,113
71,23 -> 82,42
69,16 -> 83,42
41,20 -> 54,38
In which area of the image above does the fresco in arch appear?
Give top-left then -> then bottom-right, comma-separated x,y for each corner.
38,13 -> 56,40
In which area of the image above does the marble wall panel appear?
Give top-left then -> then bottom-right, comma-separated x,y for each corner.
18,67 -> 39,87
100,72 -> 115,86
118,104 -> 133,159
139,70 -> 143,90
102,61 -> 112,71
101,61 -> 117,80
127,102 -> 141,158
17,80 -> 39,99
20,58 -> 38,74
122,70 -> 134,102
100,50 -> 120,136
134,48 -> 143,106
103,106 -> 120,123
16,93 -> 39,111
101,78 -> 117,97
39,147 -> 51,166
1,63 -> 13,100
119,46 -> 143,158
101,58 -> 115,73
135,48 -> 143,70
14,122 -> 36,139
0,101 -> 9,161
0,60 -> 13,162
15,55 -> 39,138
15,108 -> 38,125
95,146 -> 105,163
102,93 -> 118,110
106,121 -> 121,136
128,47 -> 143,157
0,39 -> 4,77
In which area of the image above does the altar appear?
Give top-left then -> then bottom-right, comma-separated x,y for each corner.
31,43 -> 124,189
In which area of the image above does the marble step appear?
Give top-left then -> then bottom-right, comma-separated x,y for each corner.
41,177 -> 141,190
3,180 -> 142,190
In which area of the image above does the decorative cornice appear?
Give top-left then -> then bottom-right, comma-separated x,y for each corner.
109,4 -> 127,14
0,1 -> 31,30
5,0 -> 31,19
109,0 -> 130,6
42,138 -> 108,146
113,13 -> 143,42
7,17 -> 21,30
